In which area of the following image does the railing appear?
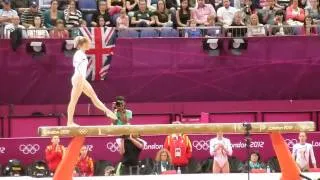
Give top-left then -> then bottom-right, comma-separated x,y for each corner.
1,24 -> 319,40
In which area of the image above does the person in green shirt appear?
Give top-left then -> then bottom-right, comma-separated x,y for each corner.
112,96 -> 132,125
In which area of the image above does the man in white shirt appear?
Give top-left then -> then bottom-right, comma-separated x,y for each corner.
0,0 -> 18,25
292,132 -> 317,171
4,15 -> 27,39
217,0 -> 237,26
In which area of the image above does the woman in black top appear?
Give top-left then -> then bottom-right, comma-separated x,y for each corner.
153,0 -> 173,26
119,134 -> 145,175
176,0 -> 191,27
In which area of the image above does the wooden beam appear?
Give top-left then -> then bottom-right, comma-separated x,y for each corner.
38,121 -> 315,137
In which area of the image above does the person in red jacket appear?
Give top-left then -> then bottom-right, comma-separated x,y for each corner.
164,129 -> 192,174
76,145 -> 94,176
45,136 -> 65,174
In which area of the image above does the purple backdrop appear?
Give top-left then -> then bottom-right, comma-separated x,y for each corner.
0,133 -> 319,166
1,37 -> 320,104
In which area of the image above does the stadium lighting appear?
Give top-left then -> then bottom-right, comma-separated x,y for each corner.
26,41 -> 46,56
229,38 -> 247,55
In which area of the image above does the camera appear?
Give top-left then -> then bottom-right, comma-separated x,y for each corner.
115,101 -> 123,107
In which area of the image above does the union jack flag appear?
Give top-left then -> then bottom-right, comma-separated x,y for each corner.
79,27 -> 116,81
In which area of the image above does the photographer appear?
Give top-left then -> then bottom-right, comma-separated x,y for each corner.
117,134 -> 146,175
112,96 -> 133,125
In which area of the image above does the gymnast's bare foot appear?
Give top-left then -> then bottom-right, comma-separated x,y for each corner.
106,109 -> 117,120
67,122 -> 79,127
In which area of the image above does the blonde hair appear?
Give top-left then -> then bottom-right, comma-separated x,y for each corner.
73,36 -> 90,49
155,149 -> 172,163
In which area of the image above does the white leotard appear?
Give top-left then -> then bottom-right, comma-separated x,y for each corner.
292,143 -> 316,170
73,49 -> 88,78
209,137 -> 233,167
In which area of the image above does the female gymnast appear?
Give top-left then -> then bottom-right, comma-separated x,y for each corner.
209,132 -> 233,173
67,36 -> 117,126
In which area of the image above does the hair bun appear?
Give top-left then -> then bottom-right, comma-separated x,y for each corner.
73,36 -> 84,48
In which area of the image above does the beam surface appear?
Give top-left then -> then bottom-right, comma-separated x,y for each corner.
38,121 -> 315,137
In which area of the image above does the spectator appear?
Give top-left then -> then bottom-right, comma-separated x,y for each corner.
209,132 -> 232,173
4,15 -> 27,38
271,10 -> 293,35
97,15 -> 108,27
185,18 -> 202,37
116,8 -> 129,28
164,128 -> 192,174
204,15 -> 222,37
153,148 -> 175,175
292,132 -> 317,171
107,0 -> 126,16
247,13 -> 266,36
241,0 -> 257,25
76,145 -> 94,176
228,11 -> 247,37
45,136 -> 65,174
131,0 -> 155,27
11,0 -> 29,15
21,1 -> 44,28
43,0 -> 64,28
112,96 -> 133,125
126,0 -> 139,17
305,0 -> 320,24
64,0 -> 82,28
80,19 -> 87,27
286,0 -> 305,25
166,0 -> 179,11
0,0 -> 18,25
217,0 -> 237,26
192,0 -> 216,26
242,151 -> 266,173
92,0 -> 111,27
153,0 -> 173,27
118,134 -> 146,175
259,0 -> 279,25
50,19 -> 69,38
303,15 -> 317,35
176,0 -> 191,27
27,16 -> 50,38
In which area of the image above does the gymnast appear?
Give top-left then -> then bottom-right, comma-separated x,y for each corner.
67,36 -> 117,126
209,132 -> 233,173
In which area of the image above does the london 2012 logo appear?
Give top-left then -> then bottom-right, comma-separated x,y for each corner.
0,146 -> 5,154
19,144 -> 40,155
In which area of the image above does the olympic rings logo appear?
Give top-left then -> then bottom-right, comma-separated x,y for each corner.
19,144 -> 40,155
192,140 -> 210,151
106,142 -> 119,152
78,129 -> 88,135
284,139 -> 298,149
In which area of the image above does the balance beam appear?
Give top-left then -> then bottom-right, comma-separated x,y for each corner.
38,121 -> 315,137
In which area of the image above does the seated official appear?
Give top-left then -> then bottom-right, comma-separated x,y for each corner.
76,145 -> 94,176
153,149 -> 175,174
242,151 -> 266,173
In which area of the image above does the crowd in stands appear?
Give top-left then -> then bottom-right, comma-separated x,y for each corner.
0,0 -> 319,38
